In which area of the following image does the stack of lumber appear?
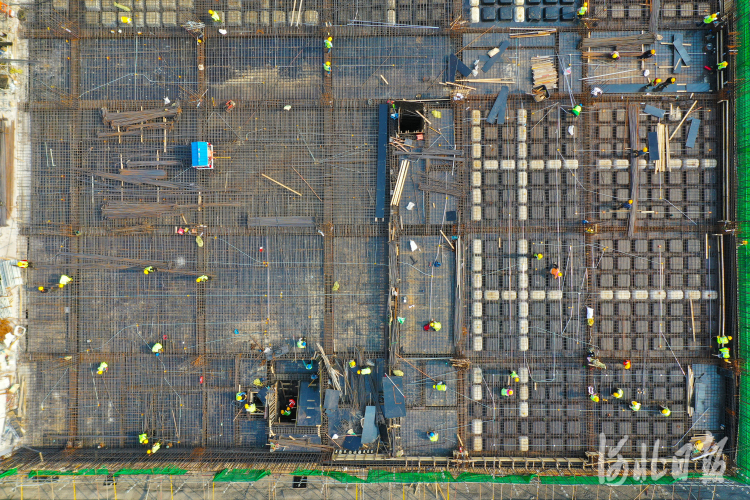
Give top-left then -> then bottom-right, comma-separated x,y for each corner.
653,123 -> 671,173
578,33 -> 658,51
531,56 -> 557,89
100,106 -> 182,133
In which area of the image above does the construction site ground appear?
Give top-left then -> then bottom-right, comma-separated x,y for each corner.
0,0 -> 741,490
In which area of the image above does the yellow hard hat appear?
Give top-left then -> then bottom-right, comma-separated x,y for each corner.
143,439 -> 148,444
327,37 -> 332,41
147,450 -> 152,454
37,286 -> 44,291
208,9 -> 215,13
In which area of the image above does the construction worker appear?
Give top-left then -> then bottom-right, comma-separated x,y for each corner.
633,147 -> 648,157
245,402 -> 257,413
433,381 -> 447,391
638,49 -> 656,59
253,378 -> 263,387
716,335 -> 732,346
550,265 -> 563,280
698,12 -> 719,26
15,260 -> 30,268
660,405 -> 671,417
97,362 -> 108,375
510,370 -> 520,382
612,388 -> 624,399
630,401 -> 641,411
706,61 -> 729,73
430,320 -> 442,332
143,266 -> 156,275
147,442 -> 161,455
610,51 -> 620,60
59,275 -> 72,288
358,367 -> 372,375
324,36 -> 332,53
590,393 -> 600,403
323,61 -> 331,76
621,199 -> 633,210
152,343 -> 163,356
533,253 -> 543,260
567,104 -> 582,117
37,286 -> 48,293
717,347 -> 731,361
348,360 -> 357,368
138,433 -> 149,445
297,337 -> 307,349
280,407 -> 291,416
623,359 -> 632,370
693,440 -> 705,454
225,100 -> 236,112
591,86 -> 603,97
576,2 -> 587,18
236,391 -> 247,403
428,431 -> 439,442
208,9 -> 221,22
647,77 -> 662,88
196,275 -> 209,283
501,388 -> 513,397
287,398 -> 296,409
654,77 -> 675,91
304,361 -> 314,370
393,369 -> 404,376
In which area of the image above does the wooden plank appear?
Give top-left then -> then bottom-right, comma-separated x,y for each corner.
486,86 -> 509,125
668,101 -> 698,141
261,173 -> 302,196
685,118 -> 701,149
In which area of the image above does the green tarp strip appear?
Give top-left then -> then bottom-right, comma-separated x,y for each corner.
292,469 -> 364,483
113,468 -> 187,476
213,469 -> 270,482
29,469 -> 108,477
737,0 -> 750,483
0,469 -> 17,479
455,473 -> 534,484
366,470 -> 455,483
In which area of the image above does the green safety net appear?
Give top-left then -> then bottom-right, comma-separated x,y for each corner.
738,0 -> 750,483
113,468 -> 187,476
292,469 -> 365,483
29,469 -> 108,477
539,474 -> 703,486
366,470 -> 455,483
0,469 -> 16,479
454,473 -> 534,483
213,469 -> 271,482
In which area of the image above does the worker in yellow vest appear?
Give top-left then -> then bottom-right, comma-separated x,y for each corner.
660,405 -> 671,417
630,401 -> 641,411
612,388 -> 623,399
428,431 -> 439,442
577,2 -> 588,18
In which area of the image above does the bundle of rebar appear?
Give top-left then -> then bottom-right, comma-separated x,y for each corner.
531,56 -> 558,89
101,202 -> 183,219
100,106 -> 182,132
578,33 -> 658,50
74,167 -> 205,191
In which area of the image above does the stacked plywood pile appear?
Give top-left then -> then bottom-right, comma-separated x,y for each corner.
531,56 -> 557,89
653,123 -> 671,173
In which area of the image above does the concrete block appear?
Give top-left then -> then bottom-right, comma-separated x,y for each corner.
518,188 -> 527,203
472,189 -> 482,204
518,205 -> 527,220
703,290 -> 718,300
472,320 -> 482,335
518,239 -> 528,254
245,11 -> 258,24
547,159 -> 561,170
304,10 -> 320,24
564,159 -> 578,169
389,8 -> 399,24
680,3 -> 693,17
519,335 -> 529,350
84,11 -> 100,24
519,402 -> 529,418
472,206 -> 482,221
519,319 -> 529,335
518,171 -> 527,187
598,159 -> 612,169
101,11 -> 117,25
161,10 -> 177,26
701,159 -> 717,168
161,0 -> 175,9
518,257 -> 528,272
518,302 -> 528,318
514,5 -> 524,21
530,290 -> 545,300
518,142 -> 527,158
145,10 -> 160,26
529,160 -> 544,170
497,290 -> 512,300
472,126 -> 482,142
518,274 -> 528,289
517,126 -> 527,142
472,143 -> 482,158
260,10 -> 270,25
224,10 -> 241,25
133,11 -> 145,25
472,110 -> 482,125
473,302 -> 483,318
501,160 -> 515,170
600,290 -> 613,300
133,0 -> 144,10
633,290 -> 648,300
473,289 -> 482,300
518,385 -> 529,400
614,159 -> 629,169
272,10 -> 285,24
226,0 -> 241,9
484,160 -> 498,170
85,0 -> 101,10
145,0 -> 159,9
473,274 -> 482,289
472,171 -> 482,187
53,0 -> 69,10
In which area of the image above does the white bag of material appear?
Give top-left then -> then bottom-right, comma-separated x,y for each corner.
587,307 -> 594,320
409,240 -> 419,252
406,202 -> 416,210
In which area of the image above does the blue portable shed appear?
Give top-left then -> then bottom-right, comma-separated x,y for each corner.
191,142 -> 213,169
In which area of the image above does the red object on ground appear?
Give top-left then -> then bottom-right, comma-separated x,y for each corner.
259,247 -> 264,252
163,334 -> 168,340
423,324 -> 430,331
199,376 -> 204,384
623,359 -> 631,369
